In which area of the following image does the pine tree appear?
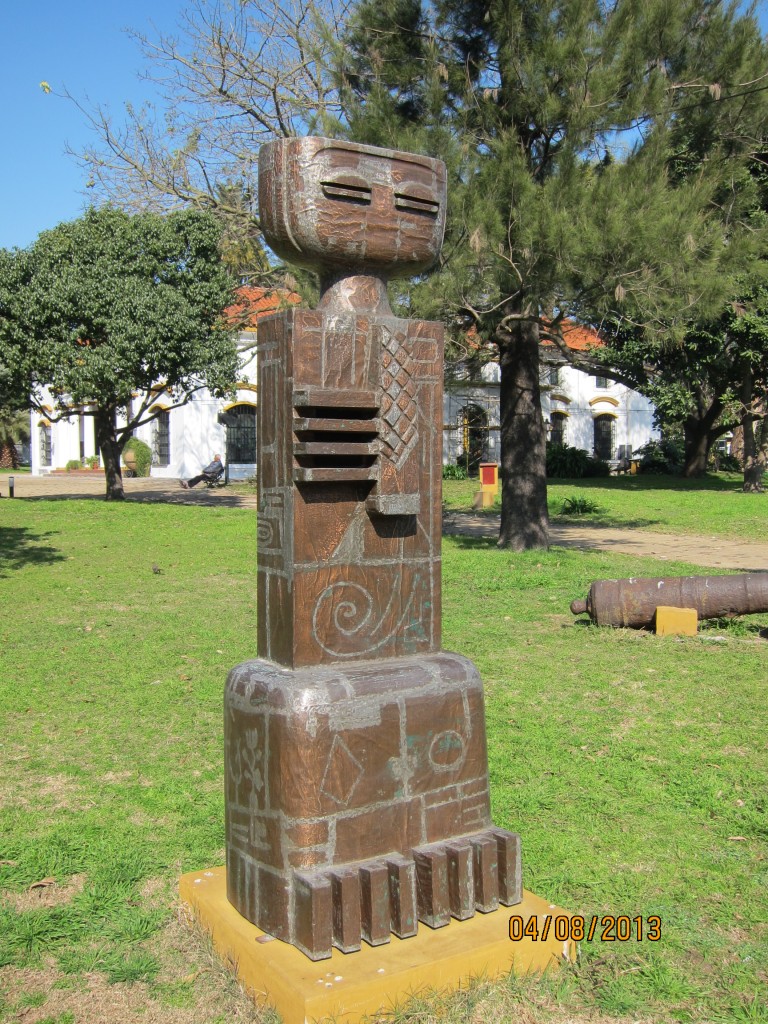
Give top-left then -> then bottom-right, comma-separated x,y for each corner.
70,0 -> 768,532
334,0 -> 768,547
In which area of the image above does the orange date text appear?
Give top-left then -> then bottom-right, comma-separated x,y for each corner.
508,914 -> 662,942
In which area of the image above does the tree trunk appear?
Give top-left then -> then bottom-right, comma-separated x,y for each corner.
739,368 -> 766,493
681,396 -> 724,478
729,424 -> 744,467
93,407 -> 125,500
681,423 -> 710,477
742,413 -> 767,493
497,321 -> 549,551
0,440 -> 19,469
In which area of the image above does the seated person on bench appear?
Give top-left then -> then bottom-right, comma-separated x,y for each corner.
180,454 -> 224,489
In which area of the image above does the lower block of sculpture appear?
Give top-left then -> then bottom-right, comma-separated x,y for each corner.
224,651 -> 523,960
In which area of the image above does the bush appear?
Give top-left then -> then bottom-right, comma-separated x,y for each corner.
583,455 -> 611,477
634,438 -> 683,474
64,459 -> 81,471
546,444 -> 590,478
546,444 -> 611,478
560,495 -> 602,515
443,463 -> 468,480
710,451 -> 741,472
123,437 -> 152,477
547,443 -> 586,477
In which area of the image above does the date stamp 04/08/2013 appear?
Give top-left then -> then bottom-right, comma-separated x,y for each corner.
509,914 -> 662,943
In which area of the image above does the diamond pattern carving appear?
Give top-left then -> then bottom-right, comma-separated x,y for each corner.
320,736 -> 364,806
379,327 -> 417,466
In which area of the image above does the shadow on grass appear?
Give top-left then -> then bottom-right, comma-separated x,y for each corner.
444,535 -> 499,550
550,472 -> 744,492
552,515 -> 664,529
19,490 -> 251,508
444,513 -> 668,536
0,526 -> 65,576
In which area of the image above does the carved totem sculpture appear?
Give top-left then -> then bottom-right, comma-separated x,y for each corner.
224,137 -> 522,960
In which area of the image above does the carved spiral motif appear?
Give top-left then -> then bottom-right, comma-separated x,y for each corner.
257,519 -> 275,545
312,581 -> 395,657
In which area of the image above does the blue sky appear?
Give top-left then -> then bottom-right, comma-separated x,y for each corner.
0,0 -> 181,250
1,1 -> 766,252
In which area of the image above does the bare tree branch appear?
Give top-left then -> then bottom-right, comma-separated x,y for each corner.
63,0 -> 353,224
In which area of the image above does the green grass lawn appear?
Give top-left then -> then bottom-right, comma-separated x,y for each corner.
1,498 -> 767,1024
444,472 -> 768,543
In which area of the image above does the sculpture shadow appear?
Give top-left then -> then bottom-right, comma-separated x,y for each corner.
0,526 -> 65,578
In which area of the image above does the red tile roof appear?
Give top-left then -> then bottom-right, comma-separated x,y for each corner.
541,319 -> 602,351
462,318 -> 602,353
225,286 -> 302,328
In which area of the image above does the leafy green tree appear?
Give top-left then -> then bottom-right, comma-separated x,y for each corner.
593,148 -> 768,487
595,307 -> 768,482
334,0 -> 768,547
0,207 -> 239,499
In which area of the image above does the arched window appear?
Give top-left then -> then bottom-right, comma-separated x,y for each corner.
226,404 -> 257,463
152,410 -> 171,467
593,415 -> 615,461
457,403 -> 488,474
39,424 -> 52,467
550,412 -> 567,447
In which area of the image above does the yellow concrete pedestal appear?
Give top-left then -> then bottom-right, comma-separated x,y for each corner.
180,867 -> 574,1024
473,489 -> 496,509
655,605 -> 698,636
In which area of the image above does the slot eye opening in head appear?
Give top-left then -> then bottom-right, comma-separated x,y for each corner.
394,192 -> 440,217
321,177 -> 372,204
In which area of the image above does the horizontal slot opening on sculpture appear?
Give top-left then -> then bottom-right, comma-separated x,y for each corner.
294,453 -> 377,469
294,430 -> 378,447
293,467 -> 379,483
321,178 -> 372,204
293,388 -> 377,410
294,441 -> 379,457
294,417 -> 379,433
394,192 -> 440,217
294,405 -> 377,419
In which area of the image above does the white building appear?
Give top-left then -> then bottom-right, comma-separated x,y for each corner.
443,322 -> 659,470
32,306 -> 659,479
30,288 -> 289,481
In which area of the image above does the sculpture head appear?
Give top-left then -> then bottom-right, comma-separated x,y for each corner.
258,137 -> 447,281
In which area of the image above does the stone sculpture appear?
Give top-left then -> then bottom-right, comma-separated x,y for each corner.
224,137 -> 522,960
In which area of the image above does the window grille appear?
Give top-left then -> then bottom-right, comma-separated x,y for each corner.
593,415 -> 615,461
39,424 -> 52,466
226,405 -> 257,463
153,411 -> 171,467
550,412 -> 567,447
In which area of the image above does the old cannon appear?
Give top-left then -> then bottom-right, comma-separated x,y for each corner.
570,573 -> 768,629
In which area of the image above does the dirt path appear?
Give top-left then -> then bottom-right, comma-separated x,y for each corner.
3,474 -> 766,571
443,511 -> 768,571
0,473 -> 258,508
